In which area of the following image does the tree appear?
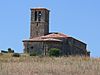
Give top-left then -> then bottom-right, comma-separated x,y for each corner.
48,48 -> 60,57
8,48 -> 14,53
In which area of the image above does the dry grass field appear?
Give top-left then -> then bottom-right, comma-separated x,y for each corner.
0,54 -> 100,75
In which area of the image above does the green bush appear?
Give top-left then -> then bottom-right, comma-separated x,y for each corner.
30,51 -> 38,56
48,48 -> 60,57
30,53 -> 37,56
12,53 -> 20,57
8,48 -> 14,53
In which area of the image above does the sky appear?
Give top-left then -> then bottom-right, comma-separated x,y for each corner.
0,0 -> 100,57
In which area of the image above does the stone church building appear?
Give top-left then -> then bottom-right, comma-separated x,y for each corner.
23,8 -> 90,56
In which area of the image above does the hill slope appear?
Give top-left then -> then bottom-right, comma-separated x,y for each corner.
0,54 -> 100,75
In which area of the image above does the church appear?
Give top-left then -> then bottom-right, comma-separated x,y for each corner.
23,8 -> 90,56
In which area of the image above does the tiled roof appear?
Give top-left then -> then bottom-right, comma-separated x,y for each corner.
23,38 -> 62,42
23,37 -> 62,42
23,33 -> 69,42
41,33 -> 69,38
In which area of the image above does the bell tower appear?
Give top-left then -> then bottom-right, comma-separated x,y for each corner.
30,8 -> 49,38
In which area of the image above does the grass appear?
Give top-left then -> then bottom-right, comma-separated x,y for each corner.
0,54 -> 100,75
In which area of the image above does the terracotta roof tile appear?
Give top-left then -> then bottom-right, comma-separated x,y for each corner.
41,33 -> 69,38
23,38 -> 62,42
23,33 -> 69,42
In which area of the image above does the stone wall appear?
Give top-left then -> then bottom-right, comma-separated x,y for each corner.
23,41 -> 44,54
30,9 -> 49,38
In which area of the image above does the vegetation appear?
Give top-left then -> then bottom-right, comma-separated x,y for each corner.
1,48 -> 14,53
30,52 -> 37,56
12,53 -> 20,57
48,48 -> 60,57
8,48 -> 14,53
1,50 -> 8,53
29,51 -> 42,56
0,54 -> 100,75
0,53 -> 3,56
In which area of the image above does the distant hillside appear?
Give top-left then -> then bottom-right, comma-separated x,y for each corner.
0,54 -> 100,75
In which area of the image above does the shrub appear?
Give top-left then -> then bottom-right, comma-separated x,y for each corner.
8,48 -> 14,53
30,51 -> 38,56
30,53 -> 37,56
48,48 -> 60,57
12,53 -> 20,57
1,50 -> 8,53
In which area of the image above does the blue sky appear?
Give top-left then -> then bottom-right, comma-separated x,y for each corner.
0,0 -> 100,57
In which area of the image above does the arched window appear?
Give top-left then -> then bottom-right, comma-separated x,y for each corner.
35,11 -> 37,21
38,11 -> 42,21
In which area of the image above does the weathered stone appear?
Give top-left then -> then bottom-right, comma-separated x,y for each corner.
23,8 -> 90,57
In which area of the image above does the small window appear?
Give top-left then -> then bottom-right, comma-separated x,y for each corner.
38,11 -> 42,21
37,23 -> 38,26
35,11 -> 37,21
31,46 -> 34,49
